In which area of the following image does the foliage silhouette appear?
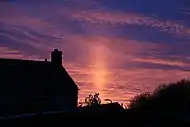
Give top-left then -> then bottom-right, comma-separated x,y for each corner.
78,93 -> 102,107
128,79 -> 190,123
128,92 -> 151,109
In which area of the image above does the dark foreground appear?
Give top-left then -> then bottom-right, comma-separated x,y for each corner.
3,79 -> 190,126
1,108 -> 190,127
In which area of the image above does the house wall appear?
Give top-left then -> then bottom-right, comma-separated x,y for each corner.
53,89 -> 78,110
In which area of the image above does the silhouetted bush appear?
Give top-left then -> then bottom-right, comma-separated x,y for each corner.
152,79 -> 190,111
128,79 -> 190,124
78,93 -> 102,107
128,92 -> 151,109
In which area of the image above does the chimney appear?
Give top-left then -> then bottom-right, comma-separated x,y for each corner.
51,49 -> 62,66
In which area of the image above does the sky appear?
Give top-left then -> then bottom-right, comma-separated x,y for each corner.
0,0 -> 190,105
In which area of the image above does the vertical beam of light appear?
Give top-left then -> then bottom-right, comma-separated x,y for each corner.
88,42 -> 109,102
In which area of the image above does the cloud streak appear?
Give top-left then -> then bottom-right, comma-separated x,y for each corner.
72,10 -> 190,38
132,57 -> 190,68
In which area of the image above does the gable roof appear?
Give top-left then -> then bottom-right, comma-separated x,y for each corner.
0,58 -> 79,92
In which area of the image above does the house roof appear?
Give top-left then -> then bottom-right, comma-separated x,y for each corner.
0,58 -> 79,103
0,57 -> 79,90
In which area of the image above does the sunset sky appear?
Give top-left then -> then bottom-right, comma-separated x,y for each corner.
0,0 -> 190,105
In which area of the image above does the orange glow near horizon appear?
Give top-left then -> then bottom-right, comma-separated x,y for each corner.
88,42 -> 110,101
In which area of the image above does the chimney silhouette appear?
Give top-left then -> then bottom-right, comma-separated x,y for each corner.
51,49 -> 62,66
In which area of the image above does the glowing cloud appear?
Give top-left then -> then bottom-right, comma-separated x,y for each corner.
87,41 -> 110,100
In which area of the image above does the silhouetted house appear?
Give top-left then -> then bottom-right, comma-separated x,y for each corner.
0,49 -> 79,116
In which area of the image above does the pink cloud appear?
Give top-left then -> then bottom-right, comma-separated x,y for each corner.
72,10 -> 190,38
65,58 -> 190,105
109,68 -> 190,105
132,57 -> 190,67
60,35 -> 190,104
0,46 -> 23,59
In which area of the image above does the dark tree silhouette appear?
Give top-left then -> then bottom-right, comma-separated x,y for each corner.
129,79 -> 190,108
128,79 -> 190,125
128,92 -> 151,109
78,93 -> 115,107
82,93 -> 101,107
78,100 -> 84,107
93,93 -> 101,105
